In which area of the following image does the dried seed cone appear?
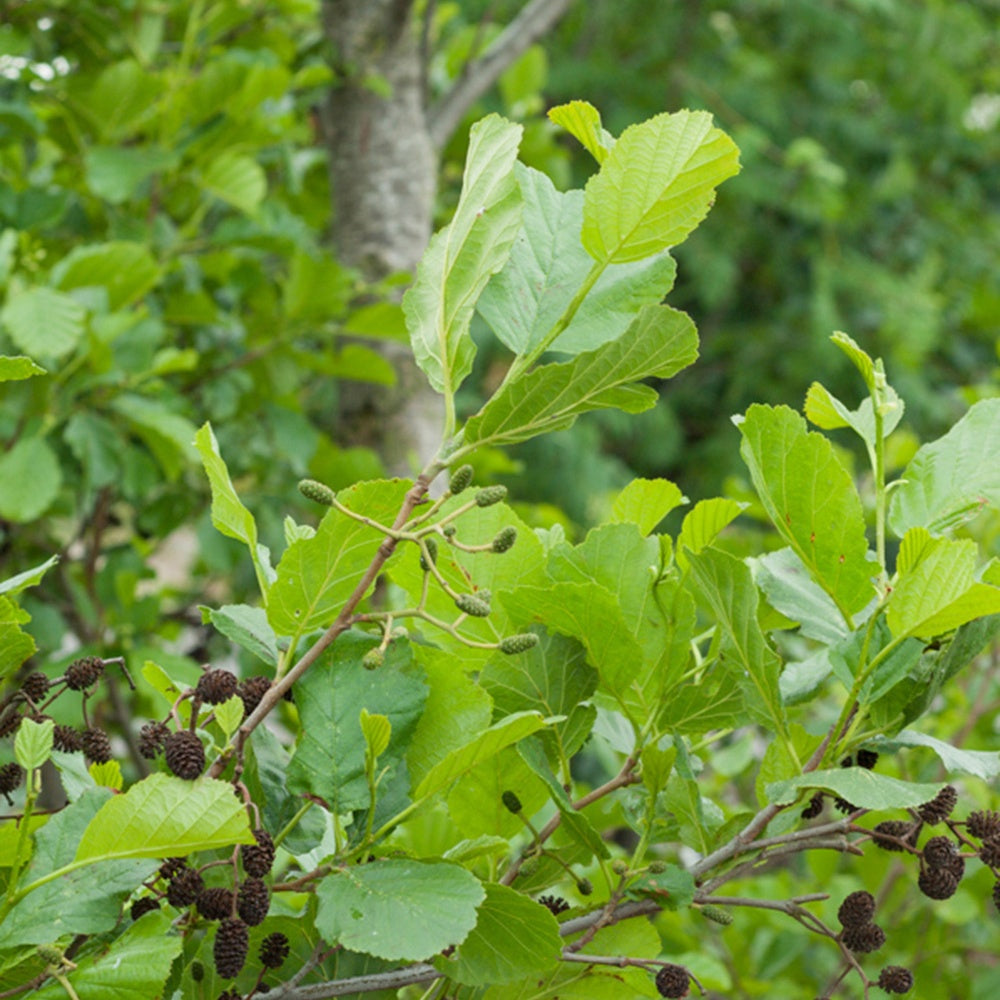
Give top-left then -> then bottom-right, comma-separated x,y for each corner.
655,963 -> 690,998
138,721 -> 170,759
298,478 -> 336,506
241,828 -> 276,878
842,922 -> 885,953
992,880 -> 1000,912
0,709 -> 21,737
238,676 -> 272,718
197,886 -> 235,920
213,918 -> 249,979
164,730 -> 205,779
21,672 -> 50,702
980,838 -> 1000,867
130,897 -> 161,921
537,894 -> 569,915
166,866 -> 205,907
856,748 -> 880,770
837,890 -> 876,928
967,809 -> 1000,840
82,727 -> 113,764
160,857 -> 186,879
923,835 -> 958,869
833,796 -> 858,814
260,931 -> 290,969
196,669 -> 239,705
237,877 -> 270,926
877,966 -> 914,994
917,866 -> 958,900
801,793 -> 824,819
65,656 -> 104,691
918,785 -> 958,824
53,725 -> 83,753
872,820 -> 915,852
217,991 -> 241,1000
0,762 -> 25,798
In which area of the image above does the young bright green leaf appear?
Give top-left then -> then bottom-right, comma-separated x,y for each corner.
888,398 -> 1000,536
736,404 -> 876,621
804,382 -> 904,446
14,717 -> 53,771
766,768 -> 944,810
438,883 -> 561,986
831,331 -> 875,390
476,166 -> 676,358
0,596 -> 35,683
0,436 -> 61,522
287,633 -> 427,814
360,708 -> 392,760
414,711 -> 548,800
677,498 -> 745,558
29,909 -> 181,1000
75,773 -> 253,862
611,477 -> 686,534
463,304 -> 698,450
803,381 -> 852,430
581,110 -> 740,263
886,532 -> 1000,638
404,114 -> 522,397
213,695 -> 244,741
200,603 -> 279,666
88,760 -> 123,790
889,730 -> 1000,780
199,151 -> 266,214
627,863 -> 696,911
315,860 -> 484,961
749,547 -> 850,644
685,546 -> 788,738
0,287 -> 85,360
267,478 -> 411,636
0,555 -> 59,598
548,100 -> 614,162
665,773 -> 719,853
194,423 -> 273,595
0,355 -> 46,382
52,241 -> 161,310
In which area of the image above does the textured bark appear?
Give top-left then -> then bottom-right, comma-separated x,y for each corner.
320,0 -> 573,474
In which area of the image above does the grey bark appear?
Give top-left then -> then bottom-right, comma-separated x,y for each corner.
320,0 -> 574,474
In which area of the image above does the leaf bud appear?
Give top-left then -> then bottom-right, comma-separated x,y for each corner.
443,525 -> 457,537
361,648 -> 384,671
298,479 -> 336,506
474,485 -> 507,508
501,790 -> 523,813
491,526 -> 517,553
611,859 -> 629,876
499,633 -> 539,655
448,464 -> 474,494
455,593 -> 491,618
419,538 -> 438,571
647,860 -> 668,873
576,878 -> 593,896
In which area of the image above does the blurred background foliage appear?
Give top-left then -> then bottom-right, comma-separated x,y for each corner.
2,3 -> 1000,996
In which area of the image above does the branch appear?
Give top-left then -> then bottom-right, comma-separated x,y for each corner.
427,0 -> 574,149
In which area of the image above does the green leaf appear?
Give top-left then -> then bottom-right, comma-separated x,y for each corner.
477,166 -> 676,358
199,151 -> 267,214
677,498 -> 745,557
0,555 -> 58,597
88,760 -> 123,790
804,381 -> 904,445
30,909 -> 181,1000
84,58 -> 160,139
109,394 -> 198,480
548,100 -> 615,162
463,304 -> 698,450
582,110 -> 740,263
831,330 -> 875,390
287,633 -> 426,814
213,696 -> 244,741
414,711 -> 548,800
750,547 -> 850,644
84,145 -> 178,204
360,708 -> 391,760
0,436 -> 61,522
52,241 -> 161,310
314,859 -> 484,961
195,424 -> 273,595
0,596 -> 35,682
887,532 -> 1000,639
611,478 -> 686,534
283,248 -> 351,321
627,864 -> 696,911
889,730 -> 1000,780
439,883 -> 561,986
0,355 -> 46,381
15,717 -> 53,770
74,773 -> 253,862
685,547 -> 788,737
268,478 -> 410,636
404,114 -> 522,397
889,398 -> 1000,536
1,286 -> 85,360
201,603 -> 279,666
665,773 -> 719,853
766,768 -> 944,810
659,673 -> 745,734
736,404 -> 876,621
